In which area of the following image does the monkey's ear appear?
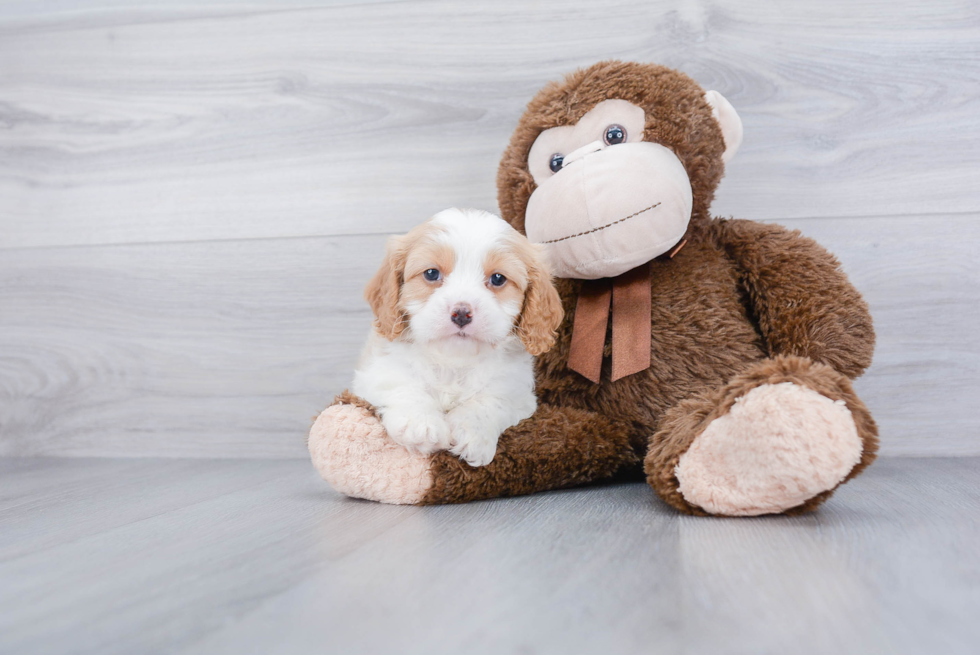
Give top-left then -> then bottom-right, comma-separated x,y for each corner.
704,90 -> 743,164
364,235 -> 409,340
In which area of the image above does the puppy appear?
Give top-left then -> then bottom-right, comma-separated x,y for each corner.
352,208 -> 563,466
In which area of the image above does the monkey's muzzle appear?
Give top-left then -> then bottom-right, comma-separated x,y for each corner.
525,141 -> 693,280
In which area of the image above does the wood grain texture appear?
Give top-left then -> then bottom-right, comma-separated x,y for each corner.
0,235 -> 378,457
0,0 -> 978,248
1,1 -> 977,458
1,213 -> 977,457
1,456 -> 978,654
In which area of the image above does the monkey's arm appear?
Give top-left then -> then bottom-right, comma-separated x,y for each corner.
712,219 -> 875,379
309,393 -> 640,505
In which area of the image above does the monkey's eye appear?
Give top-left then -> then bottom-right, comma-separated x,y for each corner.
603,124 -> 627,145
549,153 -> 564,173
423,268 -> 441,282
489,273 -> 507,288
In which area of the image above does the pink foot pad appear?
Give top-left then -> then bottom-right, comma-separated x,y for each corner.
676,382 -> 863,516
308,402 -> 434,505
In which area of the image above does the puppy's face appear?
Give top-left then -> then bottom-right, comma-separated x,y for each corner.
365,208 -> 563,355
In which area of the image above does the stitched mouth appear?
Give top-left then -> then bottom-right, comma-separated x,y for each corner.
539,202 -> 661,244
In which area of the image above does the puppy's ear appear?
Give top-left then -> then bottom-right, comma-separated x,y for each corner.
364,234 -> 409,340
516,244 -> 564,356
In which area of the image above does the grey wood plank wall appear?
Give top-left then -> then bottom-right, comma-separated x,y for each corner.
1,1 -> 978,457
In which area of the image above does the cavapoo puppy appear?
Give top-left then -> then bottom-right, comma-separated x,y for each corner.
352,208 -> 563,466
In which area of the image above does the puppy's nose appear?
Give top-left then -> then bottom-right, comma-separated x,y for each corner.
451,304 -> 473,328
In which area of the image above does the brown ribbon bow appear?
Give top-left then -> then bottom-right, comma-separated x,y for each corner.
567,240 -> 686,383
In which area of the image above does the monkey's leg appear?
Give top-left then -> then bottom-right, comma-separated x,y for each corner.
309,392 -> 638,505
644,355 -> 878,516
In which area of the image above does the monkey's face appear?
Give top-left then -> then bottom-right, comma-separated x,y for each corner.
497,62 -> 743,281
525,99 -> 694,279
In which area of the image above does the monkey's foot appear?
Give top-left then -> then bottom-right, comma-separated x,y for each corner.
308,393 -> 434,505
646,356 -> 878,516
675,381 -> 862,516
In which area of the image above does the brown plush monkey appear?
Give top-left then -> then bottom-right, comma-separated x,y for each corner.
309,61 -> 878,516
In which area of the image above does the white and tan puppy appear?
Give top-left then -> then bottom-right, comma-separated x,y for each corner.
352,208 -> 563,466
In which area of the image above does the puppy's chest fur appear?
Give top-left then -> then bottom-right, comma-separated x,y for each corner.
358,331 -> 534,411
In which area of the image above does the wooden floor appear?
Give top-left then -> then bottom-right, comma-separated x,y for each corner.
2,456 -> 978,655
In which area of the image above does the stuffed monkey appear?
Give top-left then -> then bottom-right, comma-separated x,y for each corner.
309,61 -> 878,516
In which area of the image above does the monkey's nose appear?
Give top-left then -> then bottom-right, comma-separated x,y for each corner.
560,139 -> 605,167
451,304 -> 473,328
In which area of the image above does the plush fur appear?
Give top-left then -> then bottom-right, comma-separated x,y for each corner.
309,61 -> 879,515
309,392 -> 434,504
674,380 -> 863,516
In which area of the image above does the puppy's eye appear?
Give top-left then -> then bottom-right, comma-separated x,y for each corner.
489,273 -> 507,288
423,268 -> 441,282
603,124 -> 626,145
549,153 -> 564,173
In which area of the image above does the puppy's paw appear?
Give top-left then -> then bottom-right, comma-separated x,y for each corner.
382,407 -> 452,455
447,413 -> 499,467
450,436 -> 498,467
